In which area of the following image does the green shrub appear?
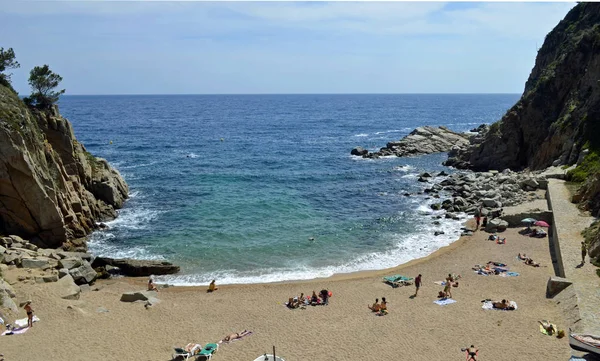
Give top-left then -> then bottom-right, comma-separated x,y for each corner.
567,149 -> 600,182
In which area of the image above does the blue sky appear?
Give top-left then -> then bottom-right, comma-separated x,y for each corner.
1,1 -> 575,95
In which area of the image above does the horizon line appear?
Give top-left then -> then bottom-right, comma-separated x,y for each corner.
56,92 -> 522,97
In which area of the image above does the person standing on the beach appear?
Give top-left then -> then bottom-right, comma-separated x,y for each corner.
414,274 -> 422,297
581,242 -> 587,265
23,301 -> 33,328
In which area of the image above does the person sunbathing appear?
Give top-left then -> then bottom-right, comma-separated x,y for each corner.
488,234 -> 498,241
378,297 -> 388,315
492,299 -> 513,310
496,237 -> 506,244
538,320 -> 556,335
287,297 -> 299,309
518,253 -> 527,260
465,345 -> 479,361
368,298 -> 381,312
184,343 -> 202,355
299,292 -> 306,304
310,291 -> 319,305
222,330 -> 252,343
524,258 -> 540,267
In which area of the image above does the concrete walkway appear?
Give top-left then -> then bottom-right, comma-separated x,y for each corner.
547,179 -> 600,335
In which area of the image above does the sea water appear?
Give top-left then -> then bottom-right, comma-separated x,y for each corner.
59,94 -> 519,285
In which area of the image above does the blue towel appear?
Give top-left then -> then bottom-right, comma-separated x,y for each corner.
506,272 -> 520,277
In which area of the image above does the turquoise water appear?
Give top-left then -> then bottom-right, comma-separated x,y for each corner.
59,94 -> 519,285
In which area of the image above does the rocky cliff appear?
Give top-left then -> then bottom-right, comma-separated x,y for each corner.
0,84 -> 128,249
445,3 -> 600,171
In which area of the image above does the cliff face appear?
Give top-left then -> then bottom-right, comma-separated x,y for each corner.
446,3 -> 600,171
0,84 -> 128,249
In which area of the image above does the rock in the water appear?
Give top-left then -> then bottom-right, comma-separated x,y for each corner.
359,126 -> 471,159
56,274 -> 81,300
92,257 -> 180,277
350,147 -> 368,156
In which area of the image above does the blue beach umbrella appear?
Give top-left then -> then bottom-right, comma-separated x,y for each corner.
521,218 -> 537,224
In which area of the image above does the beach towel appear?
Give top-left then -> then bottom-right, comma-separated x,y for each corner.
14,316 -> 39,327
434,281 -> 447,286
569,356 -> 586,361
501,272 -> 520,277
482,301 -> 517,311
1,326 -> 31,336
434,298 -> 457,306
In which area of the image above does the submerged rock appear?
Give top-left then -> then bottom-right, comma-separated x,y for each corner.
92,257 -> 180,277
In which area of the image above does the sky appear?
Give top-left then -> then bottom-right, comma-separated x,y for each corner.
0,1 -> 576,95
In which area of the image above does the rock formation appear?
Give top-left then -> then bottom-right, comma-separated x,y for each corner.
0,84 -> 128,249
445,3 -> 600,171
353,126 -> 471,159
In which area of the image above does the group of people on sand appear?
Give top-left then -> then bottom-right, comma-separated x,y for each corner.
519,226 -> 547,238
438,273 -> 460,298
287,289 -> 330,309
367,297 -> 388,316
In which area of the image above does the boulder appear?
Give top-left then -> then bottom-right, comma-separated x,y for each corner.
521,178 -> 540,189
21,257 -> 50,269
35,274 -> 59,283
59,257 -> 83,270
56,274 -> 81,300
482,198 -> 502,208
0,290 -> 18,313
69,261 -> 98,285
485,218 -> 509,232
120,291 -> 160,305
56,252 -> 93,262
350,147 -> 368,156
58,268 -> 69,278
0,279 -> 16,298
92,257 -> 180,277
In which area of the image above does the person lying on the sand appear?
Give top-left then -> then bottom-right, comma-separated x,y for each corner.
518,253 -> 527,260
287,297 -> 299,309
538,320 -> 556,335
222,330 -> 252,343
466,345 -> 479,361
524,258 -> 540,267
488,233 -> 498,241
438,291 -> 448,298
368,298 -> 381,312
496,237 -> 506,244
492,299 -> 514,310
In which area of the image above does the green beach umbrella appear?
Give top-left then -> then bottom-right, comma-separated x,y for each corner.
521,218 -> 537,224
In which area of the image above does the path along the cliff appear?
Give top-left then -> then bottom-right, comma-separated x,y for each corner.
547,179 -> 600,336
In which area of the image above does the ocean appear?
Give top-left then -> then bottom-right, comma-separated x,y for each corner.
58,94 -> 519,285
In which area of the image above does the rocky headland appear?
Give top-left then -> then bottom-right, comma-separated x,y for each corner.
352,3 -> 600,267
0,83 -> 180,313
351,125 -> 471,159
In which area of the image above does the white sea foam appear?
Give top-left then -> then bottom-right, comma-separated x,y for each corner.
187,153 -> 199,158
119,161 -> 162,169
354,133 -> 369,137
393,165 -> 414,172
374,129 -> 404,135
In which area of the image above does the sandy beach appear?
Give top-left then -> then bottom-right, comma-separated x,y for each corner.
0,220 -> 569,361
